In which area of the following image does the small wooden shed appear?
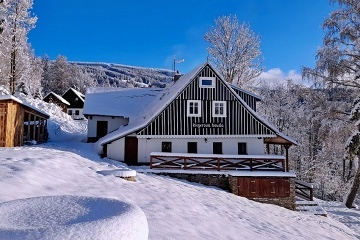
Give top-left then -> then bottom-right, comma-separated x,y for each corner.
0,95 -> 49,147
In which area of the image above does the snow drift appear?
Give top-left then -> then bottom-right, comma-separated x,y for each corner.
0,195 -> 148,240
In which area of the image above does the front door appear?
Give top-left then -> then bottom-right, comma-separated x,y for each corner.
124,136 -> 138,165
96,121 -> 108,140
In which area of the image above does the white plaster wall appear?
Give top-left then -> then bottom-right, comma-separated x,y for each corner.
107,138 -> 125,161
136,137 -> 264,163
87,116 -> 128,138
68,108 -> 84,120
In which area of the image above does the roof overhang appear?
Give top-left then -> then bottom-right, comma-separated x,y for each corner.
264,134 -> 298,146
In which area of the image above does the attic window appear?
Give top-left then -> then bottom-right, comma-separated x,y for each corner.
199,77 -> 215,88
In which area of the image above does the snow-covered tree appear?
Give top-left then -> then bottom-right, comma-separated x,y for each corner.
0,0 -> 37,95
303,0 -> 360,208
258,81 -> 352,201
41,55 -> 96,95
204,15 -> 263,88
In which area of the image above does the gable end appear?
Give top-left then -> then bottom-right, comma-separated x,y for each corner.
138,64 -> 275,137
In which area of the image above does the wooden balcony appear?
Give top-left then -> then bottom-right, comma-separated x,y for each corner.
150,152 -> 286,171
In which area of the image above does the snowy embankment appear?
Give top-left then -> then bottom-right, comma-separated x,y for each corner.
0,196 -> 148,240
0,97 -> 358,239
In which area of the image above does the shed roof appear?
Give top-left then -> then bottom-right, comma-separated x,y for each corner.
0,95 -> 50,118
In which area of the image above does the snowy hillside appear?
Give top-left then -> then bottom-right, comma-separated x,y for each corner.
0,98 -> 359,239
75,62 -> 174,88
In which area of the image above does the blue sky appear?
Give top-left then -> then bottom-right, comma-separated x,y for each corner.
28,0 -> 336,81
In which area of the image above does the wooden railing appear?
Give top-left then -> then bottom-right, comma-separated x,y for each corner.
295,179 -> 314,201
150,152 -> 285,171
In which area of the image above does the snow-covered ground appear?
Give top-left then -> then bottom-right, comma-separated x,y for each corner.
0,97 -> 359,239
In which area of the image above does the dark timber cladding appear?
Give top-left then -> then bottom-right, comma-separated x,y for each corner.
231,88 -> 258,111
138,65 -> 275,136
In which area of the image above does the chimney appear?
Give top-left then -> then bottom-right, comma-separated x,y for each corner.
174,71 -> 182,82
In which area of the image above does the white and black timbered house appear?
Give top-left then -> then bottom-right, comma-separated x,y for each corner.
85,62 -> 297,167
85,63 -> 302,209
62,88 -> 85,120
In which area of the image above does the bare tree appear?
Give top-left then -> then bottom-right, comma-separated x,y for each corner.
204,15 -> 263,88
302,0 -> 360,208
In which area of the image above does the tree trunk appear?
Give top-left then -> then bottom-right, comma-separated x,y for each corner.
345,162 -> 360,208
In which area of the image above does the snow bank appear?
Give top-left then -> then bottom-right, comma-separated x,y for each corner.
16,94 -> 87,142
0,195 -> 148,240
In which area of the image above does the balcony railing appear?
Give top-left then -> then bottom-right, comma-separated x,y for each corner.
150,152 -> 285,171
295,179 -> 314,201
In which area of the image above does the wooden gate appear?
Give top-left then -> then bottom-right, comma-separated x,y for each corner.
0,103 -> 7,147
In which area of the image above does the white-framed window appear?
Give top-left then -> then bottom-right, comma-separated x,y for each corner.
212,101 -> 226,117
199,77 -> 215,88
187,100 -> 201,117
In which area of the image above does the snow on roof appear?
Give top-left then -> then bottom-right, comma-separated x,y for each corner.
44,91 -> 70,105
0,95 -> 50,118
83,88 -> 163,117
68,88 -> 85,102
0,86 -> 10,95
94,62 -> 297,152
94,63 -> 206,150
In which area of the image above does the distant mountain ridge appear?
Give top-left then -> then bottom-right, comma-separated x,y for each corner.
74,62 -> 174,88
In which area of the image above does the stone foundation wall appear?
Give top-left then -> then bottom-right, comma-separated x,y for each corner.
156,172 -> 230,191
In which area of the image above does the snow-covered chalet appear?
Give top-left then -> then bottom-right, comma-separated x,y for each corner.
84,62 -> 300,209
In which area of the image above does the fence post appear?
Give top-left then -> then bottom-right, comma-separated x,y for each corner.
184,157 -> 187,170
150,156 -> 153,169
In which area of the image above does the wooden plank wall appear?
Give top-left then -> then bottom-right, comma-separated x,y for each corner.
0,103 -> 7,147
5,101 -> 24,147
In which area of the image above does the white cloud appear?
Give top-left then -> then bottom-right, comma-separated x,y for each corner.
256,68 -> 311,86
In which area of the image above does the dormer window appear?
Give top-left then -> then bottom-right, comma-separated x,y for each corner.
187,100 -> 201,117
199,77 -> 215,88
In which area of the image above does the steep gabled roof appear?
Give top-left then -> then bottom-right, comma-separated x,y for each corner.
83,88 -> 163,117
43,91 -> 70,105
63,88 -> 85,103
94,63 -> 297,152
94,63 -> 206,150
